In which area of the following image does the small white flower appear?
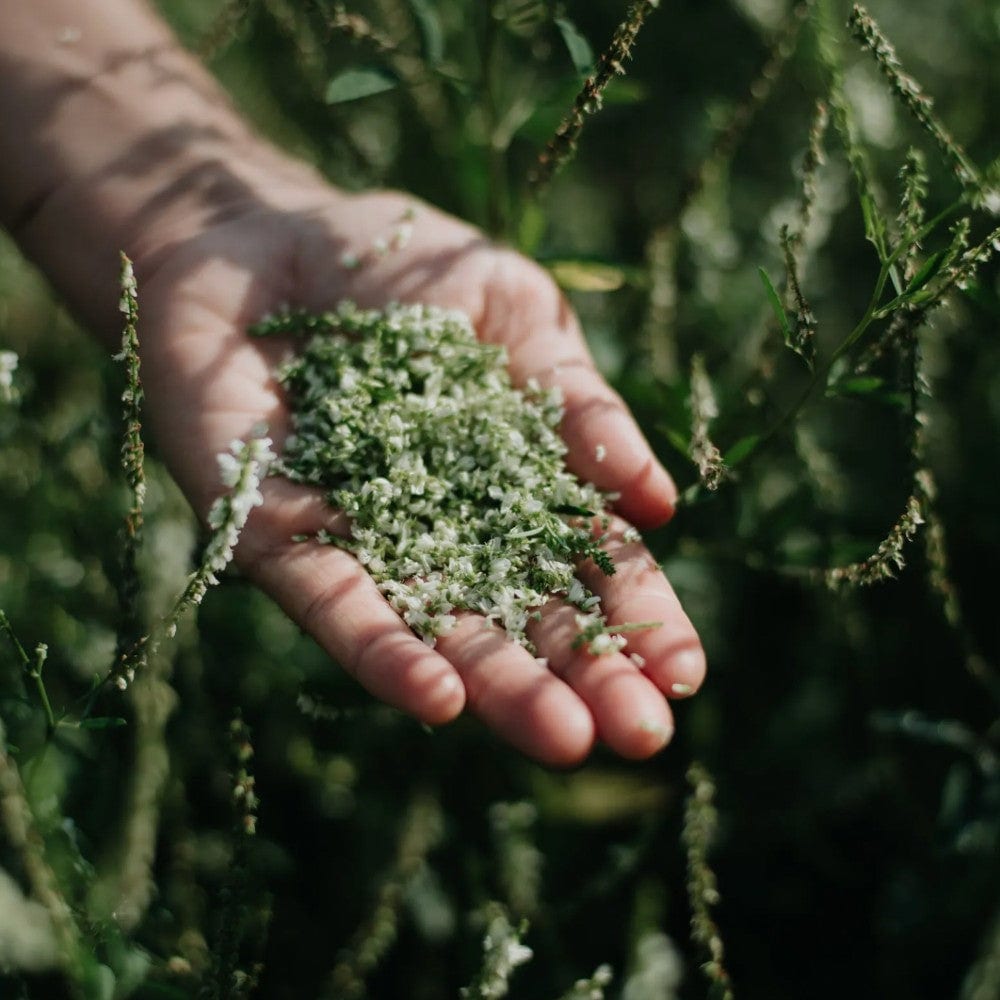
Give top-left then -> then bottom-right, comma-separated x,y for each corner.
216,451 -> 242,488
0,350 -> 18,403
589,632 -> 626,656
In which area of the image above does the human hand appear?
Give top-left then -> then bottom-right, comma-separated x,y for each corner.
134,178 -> 706,766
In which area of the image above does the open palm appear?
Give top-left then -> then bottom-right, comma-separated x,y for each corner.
135,184 -> 705,766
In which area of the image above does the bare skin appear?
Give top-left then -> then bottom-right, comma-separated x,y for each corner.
0,1 -> 705,766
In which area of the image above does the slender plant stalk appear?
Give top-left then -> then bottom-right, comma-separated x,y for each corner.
202,714 -> 267,1000
1,611 -> 56,735
115,252 -> 146,665
324,791 -> 443,999
0,720 -> 87,995
490,800 -> 542,919
688,355 -> 730,492
848,4 -> 982,194
738,196 -> 966,467
96,672 -> 179,932
530,0 -> 661,192
677,0 -> 816,214
683,763 -> 734,1000
646,1 -> 814,380
962,905 -> 1000,1000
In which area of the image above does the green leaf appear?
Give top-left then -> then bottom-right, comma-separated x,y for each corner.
554,504 -> 596,517
826,375 -> 908,409
724,434 -> 761,467
77,716 -> 128,730
887,261 -> 904,295
757,267 -> 792,340
555,17 -> 594,77
611,620 -> 663,634
828,375 -> 885,396
602,78 -> 648,105
325,66 -> 399,104
902,249 -> 948,298
657,424 -> 691,459
518,201 -> 547,256
409,0 -> 444,64
860,190 -> 889,261
547,259 -> 628,292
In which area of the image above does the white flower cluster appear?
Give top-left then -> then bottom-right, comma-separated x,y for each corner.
462,908 -> 533,999
621,932 -> 683,1000
0,868 -> 58,972
0,350 -> 19,403
688,354 -> 729,492
261,301 -> 632,654
205,436 -> 277,578
560,964 -> 614,1000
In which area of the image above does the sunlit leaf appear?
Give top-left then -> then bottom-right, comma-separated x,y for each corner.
828,375 -> 885,395
602,77 -> 648,104
546,259 -> 628,292
826,374 -> 908,408
518,201 -> 547,256
410,0 -> 445,64
902,249 -> 948,298
325,66 -> 399,104
757,267 -> 792,340
860,190 -> 889,262
555,16 -> 594,77
724,434 -> 761,466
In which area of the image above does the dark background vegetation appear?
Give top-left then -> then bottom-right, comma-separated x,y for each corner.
1,1 -> 999,997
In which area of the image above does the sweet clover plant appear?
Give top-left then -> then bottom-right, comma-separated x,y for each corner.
252,301 -> 643,656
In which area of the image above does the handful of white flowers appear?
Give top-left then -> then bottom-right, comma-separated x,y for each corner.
252,302 -> 644,655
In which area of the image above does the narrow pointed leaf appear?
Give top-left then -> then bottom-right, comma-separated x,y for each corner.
77,716 -> 128,730
724,434 -> 761,467
757,267 -> 792,340
555,17 -> 594,77
409,0 -> 445,64
903,249 -> 948,297
547,259 -> 628,292
325,66 -> 399,104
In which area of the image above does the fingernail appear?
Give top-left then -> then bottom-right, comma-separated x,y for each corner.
670,682 -> 694,697
428,671 -> 465,720
639,719 -> 674,747
671,647 -> 706,685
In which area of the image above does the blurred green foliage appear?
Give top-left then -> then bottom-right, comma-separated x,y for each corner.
2,1 -> 1000,997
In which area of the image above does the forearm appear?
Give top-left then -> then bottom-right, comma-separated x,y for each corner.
0,0 -> 317,344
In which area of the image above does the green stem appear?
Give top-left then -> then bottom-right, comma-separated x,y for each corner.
1,611 -> 57,736
732,197 -> 966,467
0,608 -> 30,667
28,646 -> 57,736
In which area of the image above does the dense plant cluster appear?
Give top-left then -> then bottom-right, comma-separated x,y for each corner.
254,301 -> 640,654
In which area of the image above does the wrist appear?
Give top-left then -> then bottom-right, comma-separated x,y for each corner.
0,0 -> 331,344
